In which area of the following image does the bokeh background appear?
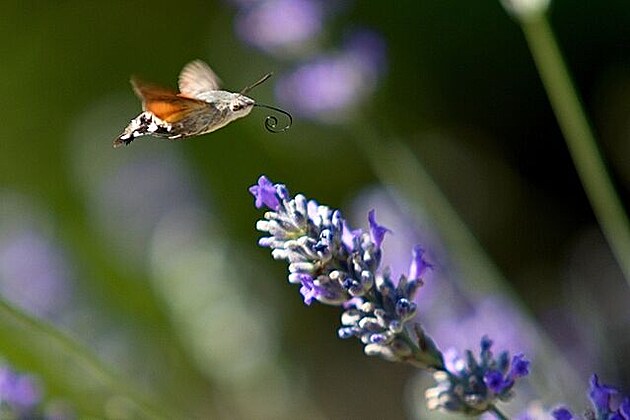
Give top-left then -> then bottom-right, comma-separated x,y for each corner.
1,0 -> 630,418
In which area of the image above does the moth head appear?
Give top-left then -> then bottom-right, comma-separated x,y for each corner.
229,94 -> 255,118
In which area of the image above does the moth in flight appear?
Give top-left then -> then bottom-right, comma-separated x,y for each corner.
114,60 -> 292,148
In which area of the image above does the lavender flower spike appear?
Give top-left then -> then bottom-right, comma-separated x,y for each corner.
250,176 -> 440,366
425,336 -> 530,416
251,177 -> 533,417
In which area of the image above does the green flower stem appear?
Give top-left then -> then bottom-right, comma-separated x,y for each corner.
489,405 -> 510,420
0,296 -> 176,419
519,13 -> 630,286
399,328 -> 444,370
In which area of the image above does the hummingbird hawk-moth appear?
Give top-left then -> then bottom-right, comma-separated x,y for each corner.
113,60 -> 292,148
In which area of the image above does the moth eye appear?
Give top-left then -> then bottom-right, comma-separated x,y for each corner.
232,104 -> 242,111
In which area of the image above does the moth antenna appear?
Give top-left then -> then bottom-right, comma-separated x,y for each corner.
241,73 -> 273,95
253,103 -> 293,133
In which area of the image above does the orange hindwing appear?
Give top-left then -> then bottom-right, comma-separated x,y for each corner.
130,77 -> 208,123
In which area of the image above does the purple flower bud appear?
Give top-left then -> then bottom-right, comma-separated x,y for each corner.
483,370 -> 508,393
368,209 -> 391,249
338,327 -> 356,339
395,298 -> 416,319
369,333 -> 389,344
249,176 -> 281,210
480,335 -> 493,352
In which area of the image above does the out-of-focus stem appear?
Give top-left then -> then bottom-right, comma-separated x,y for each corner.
0,296 -> 176,419
520,13 -> 630,287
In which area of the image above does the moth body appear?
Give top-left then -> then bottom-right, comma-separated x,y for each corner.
114,60 -> 255,148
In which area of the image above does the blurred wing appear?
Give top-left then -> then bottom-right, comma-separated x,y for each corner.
131,77 -> 208,123
130,77 -> 178,102
178,60 -> 222,98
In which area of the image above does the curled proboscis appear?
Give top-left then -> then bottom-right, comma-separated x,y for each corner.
254,103 -> 293,133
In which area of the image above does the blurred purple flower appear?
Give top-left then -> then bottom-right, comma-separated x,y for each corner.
429,296 -> 534,357
235,0 -> 324,54
0,365 -> 41,411
512,401 -> 559,420
409,245 -> 432,280
92,152 -> 200,264
0,229 -> 72,318
0,364 -> 74,418
342,29 -> 388,78
275,29 -> 387,122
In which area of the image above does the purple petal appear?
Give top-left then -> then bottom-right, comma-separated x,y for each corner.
297,274 -> 320,305
299,283 -> 316,305
589,374 -> 618,413
368,209 -> 391,249
408,245 -> 432,279
509,353 -> 530,379
551,407 -> 574,420
249,176 -> 280,210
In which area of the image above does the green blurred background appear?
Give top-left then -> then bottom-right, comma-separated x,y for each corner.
1,0 -> 630,418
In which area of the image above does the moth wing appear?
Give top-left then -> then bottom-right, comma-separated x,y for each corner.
130,76 -> 178,98
130,77 -> 209,124
178,60 -> 222,98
